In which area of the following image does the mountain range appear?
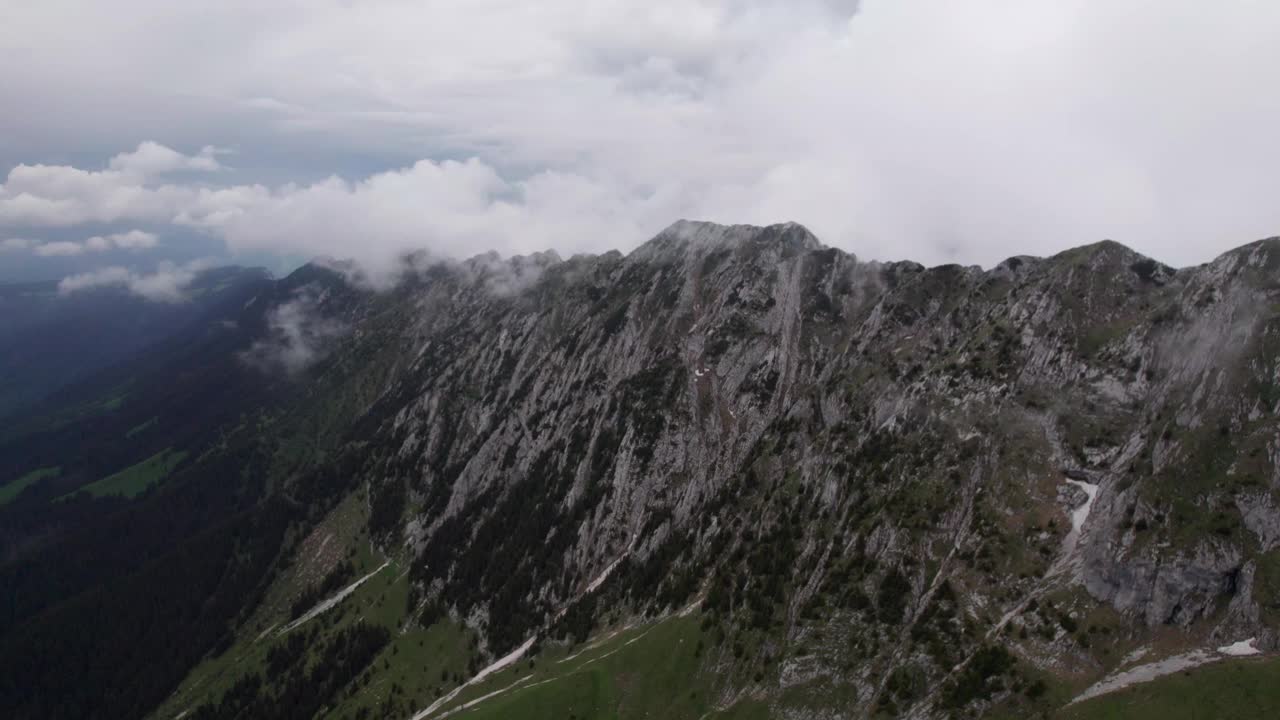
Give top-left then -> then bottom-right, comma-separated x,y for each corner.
2,220 -> 1279,719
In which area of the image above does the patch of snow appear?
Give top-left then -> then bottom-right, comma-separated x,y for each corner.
1065,479 -> 1099,540
411,636 -> 536,720
278,560 -> 389,635
576,628 -> 653,670
1051,477 -> 1099,576
585,555 -> 625,594
1120,646 -> 1151,667
1070,650 -> 1218,705
1218,638 -> 1261,656
479,636 -> 537,682
433,676 -> 535,719
558,626 -> 629,665
581,536 -> 641,598
678,598 -> 702,617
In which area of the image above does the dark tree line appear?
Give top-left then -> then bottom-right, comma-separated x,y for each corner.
189,622 -> 390,720
0,497 -> 296,720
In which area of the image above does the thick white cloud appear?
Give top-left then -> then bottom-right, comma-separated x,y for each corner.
109,141 -> 224,177
1,0 -> 1279,273
0,156 -> 205,226
182,159 -> 678,283
57,258 -> 215,302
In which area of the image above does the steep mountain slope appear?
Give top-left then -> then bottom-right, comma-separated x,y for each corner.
3,221 -> 1280,719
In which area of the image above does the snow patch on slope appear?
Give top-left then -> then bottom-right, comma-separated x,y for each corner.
1119,645 -> 1151,667
410,635 -> 536,720
1064,479 -> 1099,549
278,560 -> 389,635
1070,649 -> 1218,705
1051,477 -> 1099,577
475,636 -> 537,683
585,555 -> 625,594
1218,637 -> 1261,656
581,536 -> 639,597
433,676 -> 533,719
1072,639 -> 1266,706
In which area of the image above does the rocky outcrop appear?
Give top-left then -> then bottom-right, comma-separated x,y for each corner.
1082,544 -> 1243,627
1238,492 -> 1280,551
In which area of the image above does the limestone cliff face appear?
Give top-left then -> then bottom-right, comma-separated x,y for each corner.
290,222 -> 1280,716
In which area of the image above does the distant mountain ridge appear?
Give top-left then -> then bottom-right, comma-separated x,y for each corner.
0,266 -> 272,420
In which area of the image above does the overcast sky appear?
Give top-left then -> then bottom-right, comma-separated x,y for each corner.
2,0 -> 1279,287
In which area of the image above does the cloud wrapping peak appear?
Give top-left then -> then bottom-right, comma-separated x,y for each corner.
185,158 -> 675,286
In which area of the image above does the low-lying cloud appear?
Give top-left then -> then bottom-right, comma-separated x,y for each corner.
28,230 -> 159,257
1,237 -> 36,253
240,291 -> 348,375
57,258 -> 217,303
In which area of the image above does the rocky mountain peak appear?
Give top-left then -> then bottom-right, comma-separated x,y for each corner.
639,219 -> 825,259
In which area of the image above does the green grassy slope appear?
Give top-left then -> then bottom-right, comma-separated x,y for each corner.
75,448 -> 188,498
0,466 -> 60,505
446,618 -> 711,720
422,614 -> 776,720
152,491 -> 484,720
